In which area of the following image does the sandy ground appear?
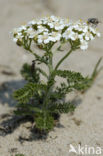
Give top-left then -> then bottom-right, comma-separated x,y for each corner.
0,0 -> 103,156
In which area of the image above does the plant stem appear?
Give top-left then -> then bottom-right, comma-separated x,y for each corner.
43,52 -> 53,106
55,49 -> 73,70
48,53 -> 53,75
43,49 -> 73,110
42,50 -> 54,129
28,48 -> 42,62
91,57 -> 102,80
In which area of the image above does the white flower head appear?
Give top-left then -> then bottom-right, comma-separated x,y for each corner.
50,15 -> 59,22
37,25 -> 48,33
73,22 -> 88,33
42,17 -> 48,24
80,39 -> 88,50
85,32 -> 94,41
26,28 -> 37,39
27,20 -> 36,26
54,21 -> 65,30
70,32 -> 79,41
37,32 -> 51,44
48,22 -> 54,28
62,27 -> 73,40
12,28 -> 20,35
13,32 -> 23,43
89,26 -> 96,34
18,25 -> 27,31
60,18 -> 70,26
36,19 -> 42,25
49,32 -> 61,42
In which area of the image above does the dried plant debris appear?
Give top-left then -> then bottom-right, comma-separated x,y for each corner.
0,64 -> 16,76
72,117 -> 82,126
1,70 -> 16,76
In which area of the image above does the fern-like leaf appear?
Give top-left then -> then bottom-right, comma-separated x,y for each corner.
13,83 -> 47,104
21,63 -> 40,82
48,102 -> 75,114
55,70 -> 91,92
55,70 -> 84,81
21,63 -> 48,81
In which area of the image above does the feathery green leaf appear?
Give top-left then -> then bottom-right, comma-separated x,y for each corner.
13,83 -> 47,104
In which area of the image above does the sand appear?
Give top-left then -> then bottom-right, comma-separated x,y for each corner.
0,0 -> 103,156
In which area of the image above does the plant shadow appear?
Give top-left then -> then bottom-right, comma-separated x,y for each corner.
0,80 -> 26,107
0,114 -> 51,141
0,113 -> 64,141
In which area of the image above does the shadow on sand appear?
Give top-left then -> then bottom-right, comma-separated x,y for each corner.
0,80 -> 26,107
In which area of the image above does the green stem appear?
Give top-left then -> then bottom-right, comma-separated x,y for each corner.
43,51 -> 54,107
42,50 -> 54,129
43,49 -> 73,110
28,48 -> 43,62
55,49 -> 73,70
91,57 -> 102,80
48,53 -> 53,75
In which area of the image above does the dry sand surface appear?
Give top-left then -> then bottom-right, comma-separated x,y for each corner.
0,0 -> 103,156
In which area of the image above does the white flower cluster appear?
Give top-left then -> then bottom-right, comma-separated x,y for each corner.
12,16 -> 100,50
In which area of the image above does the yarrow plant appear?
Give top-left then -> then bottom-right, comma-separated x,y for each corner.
11,15 -> 102,132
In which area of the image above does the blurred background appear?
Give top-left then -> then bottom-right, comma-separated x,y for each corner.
0,0 -> 103,155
